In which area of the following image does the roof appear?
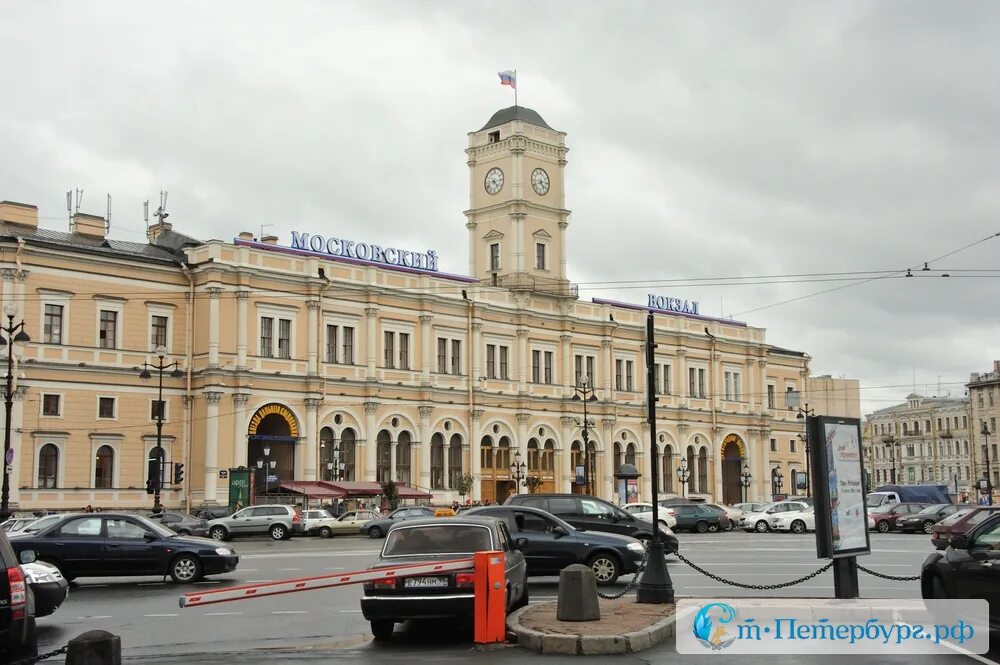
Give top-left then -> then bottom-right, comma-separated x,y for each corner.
276,480 -> 346,500
480,105 -> 554,131
868,395 -> 969,417
0,222 -> 189,265
320,480 -> 432,499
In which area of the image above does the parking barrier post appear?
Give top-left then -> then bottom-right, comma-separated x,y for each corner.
473,550 -> 506,644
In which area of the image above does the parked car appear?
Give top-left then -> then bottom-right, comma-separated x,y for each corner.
18,515 -> 63,536
2,518 -> 37,533
921,512 -> 1000,629
325,510 -> 380,536
733,502 -> 765,513
360,516 -> 528,640
739,501 -> 810,532
9,513 -> 239,584
704,503 -> 741,531
770,506 -> 815,534
622,502 -> 677,529
360,506 -> 436,538
21,560 -> 68,618
195,506 -> 233,521
466,505 -> 645,584
207,504 -> 303,541
867,502 -> 928,533
897,503 -> 968,534
663,503 -> 724,533
301,509 -> 338,536
0,528 -> 35,660
504,494 -> 678,552
930,507 -> 1000,549
147,511 -> 209,537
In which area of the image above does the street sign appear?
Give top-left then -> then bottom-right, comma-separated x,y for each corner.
4,448 -> 13,465
219,470 -> 228,479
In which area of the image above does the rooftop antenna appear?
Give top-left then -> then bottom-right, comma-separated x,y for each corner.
259,224 -> 274,239
153,190 -> 169,224
66,189 -> 83,227
143,200 -> 150,227
106,193 -> 112,233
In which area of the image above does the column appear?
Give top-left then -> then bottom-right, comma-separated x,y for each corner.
470,409 -> 484,501
471,322 -> 483,381
558,220 -> 568,283
512,212 -> 526,274
306,300 -> 320,375
390,439 -> 398,482
601,418 -> 615,500
601,339 -> 613,401
746,429 -> 758,503
207,287 -> 221,368
235,291 -> 249,370
9,386 -> 26,509
746,358 -> 756,411
560,334 -> 572,396
677,349 -> 688,408
516,413 -> 530,464
0,269 -> 14,317
758,359 -> 769,410
420,315 -> 433,385
363,401 -> 379,481
560,416 -> 575,493
713,426 -> 723,500
442,435 -> 449,489
302,399 -> 320,481
418,406 -> 433,490
758,428 -> 771,502
365,306 -> 378,379
204,391 -> 223,503
466,220 -> 477,277
232,394 -> 250,469
516,328 -> 529,395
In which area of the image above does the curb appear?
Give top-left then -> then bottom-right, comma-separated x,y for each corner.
507,602 -> 677,655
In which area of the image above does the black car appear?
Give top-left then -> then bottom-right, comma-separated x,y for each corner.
504,493 -> 678,552
665,503 -> 724,533
360,516 -> 528,641
359,506 -> 435,538
922,512 -> 1000,629
466,505 -> 645,585
8,513 -> 239,583
0,528 -> 35,660
147,511 -> 210,537
898,503 -> 967,534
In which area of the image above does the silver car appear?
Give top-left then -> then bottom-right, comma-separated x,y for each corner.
207,504 -> 303,541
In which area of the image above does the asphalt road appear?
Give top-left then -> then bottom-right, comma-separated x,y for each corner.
29,529 -> 994,665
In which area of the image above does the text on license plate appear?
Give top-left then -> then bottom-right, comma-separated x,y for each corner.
404,576 -> 448,588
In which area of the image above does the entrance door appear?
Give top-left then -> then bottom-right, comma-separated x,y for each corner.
721,439 -> 743,505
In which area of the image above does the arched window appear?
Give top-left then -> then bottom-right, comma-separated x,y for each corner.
542,439 -> 555,472
497,436 -> 511,470
527,438 -> 540,471
376,430 -> 392,483
697,448 -> 708,493
431,433 -> 445,489
448,434 -> 463,488
480,435 -> 494,471
340,428 -> 357,481
625,443 -> 636,466
320,427 -> 335,480
571,441 -> 583,473
613,442 -> 622,471
396,431 -> 412,485
95,445 -> 115,489
38,444 -> 58,489
663,444 -> 675,493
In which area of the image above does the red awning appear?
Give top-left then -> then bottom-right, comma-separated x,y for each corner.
277,481 -> 347,499
319,481 -> 432,500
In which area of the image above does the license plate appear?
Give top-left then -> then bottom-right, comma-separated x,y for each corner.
403,576 -> 448,588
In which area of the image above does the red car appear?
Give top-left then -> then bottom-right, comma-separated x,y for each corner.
867,502 -> 927,532
930,506 -> 1000,549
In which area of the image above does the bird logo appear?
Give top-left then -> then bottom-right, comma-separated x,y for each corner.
693,602 -> 738,650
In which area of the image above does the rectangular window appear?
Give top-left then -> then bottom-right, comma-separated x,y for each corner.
790,439 -> 796,453
544,351 -> 553,384
732,371 -> 741,401
151,315 -> 168,349
451,339 -> 461,375
785,386 -> 795,409
99,310 -> 117,349
437,338 -> 447,373
963,416 -> 968,428
689,367 -> 697,398
937,418 -> 943,430
616,359 -> 624,391
151,400 -> 165,421
486,344 -> 497,379
326,325 -> 338,363
767,384 -> 775,409
260,317 -> 274,357
499,345 -> 509,379
662,364 -> 672,395
770,438 -> 777,452
532,350 -> 541,383
654,364 -> 661,393
698,368 -> 707,398
42,394 -> 61,417
993,418 -> 997,434
277,319 -> 291,359
342,326 -> 355,364
98,397 -> 116,419
398,332 -> 409,369
489,243 -> 501,271
625,360 -> 634,392
43,304 -> 63,344
384,331 -> 395,368
535,243 -> 546,270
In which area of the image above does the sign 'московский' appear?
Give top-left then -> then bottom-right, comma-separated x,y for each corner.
290,232 -> 439,272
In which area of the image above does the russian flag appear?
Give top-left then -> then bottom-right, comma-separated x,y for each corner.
498,70 -> 516,89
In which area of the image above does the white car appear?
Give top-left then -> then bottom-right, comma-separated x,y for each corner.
623,502 -> 678,529
770,506 -> 815,534
739,500 -> 811,533
301,509 -> 339,536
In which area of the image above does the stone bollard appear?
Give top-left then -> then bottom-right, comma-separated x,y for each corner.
556,563 -> 600,621
66,630 -> 122,665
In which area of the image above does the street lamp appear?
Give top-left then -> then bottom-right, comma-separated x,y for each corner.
774,469 -> 784,497
139,345 -> 183,514
740,464 -> 752,503
796,403 -> 815,497
0,303 -> 29,522
571,375 -> 599,496
882,435 -> 900,484
510,450 -> 527,494
677,459 -> 690,498
982,423 -> 993,506
256,445 -> 277,496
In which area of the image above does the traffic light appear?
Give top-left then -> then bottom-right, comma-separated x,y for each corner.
173,463 -> 185,484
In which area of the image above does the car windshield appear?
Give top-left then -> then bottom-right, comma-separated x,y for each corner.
23,515 -> 61,533
916,504 -> 949,515
382,524 -> 493,556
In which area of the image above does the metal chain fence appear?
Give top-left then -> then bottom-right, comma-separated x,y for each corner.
597,549 -> 648,600
11,644 -> 68,665
675,551 -> 834,590
856,564 -> 921,582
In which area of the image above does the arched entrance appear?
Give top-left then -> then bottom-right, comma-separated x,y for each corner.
247,403 -> 300,494
721,434 -> 746,505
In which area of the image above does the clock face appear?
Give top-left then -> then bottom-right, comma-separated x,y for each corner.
531,168 -> 550,195
484,167 -> 504,195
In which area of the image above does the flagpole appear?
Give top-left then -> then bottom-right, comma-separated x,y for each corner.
514,69 -> 518,107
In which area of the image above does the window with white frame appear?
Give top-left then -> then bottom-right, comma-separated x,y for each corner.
652,362 -> 672,395
37,442 -> 59,488
41,394 -> 62,417
98,396 -> 117,419
44,304 -> 64,344
94,444 -> 115,489
39,290 -> 72,345
326,324 -> 338,363
615,359 -> 624,391
258,306 -> 296,359
150,315 -> 169,349
382,328 -> 412,370
260,317 -> 274,357
574,353 -> 596,387
535,243 -> 547,270
499,345 -> 509,379
436,336 -> 463,375
625,360 -> 634,391
531,349 -> 555,384
486,342 -> 512,380
767,383 -> 776,409
277,319 -> 291,358
150,398 -> 168,421
99,310 -> 118,349
724,369 -> 742,401
688,366 -> 707,398
489,243 -> 501,271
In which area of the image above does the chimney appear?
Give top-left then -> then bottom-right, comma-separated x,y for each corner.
238,231 -> 254,241
0,201 -> 39,229
146,221 -> 173,243
260,235 -> 279,245
70,212 -> 108,238
994,360 -> 1000,373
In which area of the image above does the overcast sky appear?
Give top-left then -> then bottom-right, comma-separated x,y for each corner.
2,1 -> 998,416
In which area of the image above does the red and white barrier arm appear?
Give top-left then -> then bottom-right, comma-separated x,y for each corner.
179,557 -> 474,609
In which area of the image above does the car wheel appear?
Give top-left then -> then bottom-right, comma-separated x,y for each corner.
368,526 -> 384,539
877,521 -> 890,533
371,620 -> 395,641
791,520 -> 806,535
170,554 -> 203,583
754,520 -> 769,533
209,526 -> 229,541
270,524 -> 288,540
923,521 -> 935,535
319,526 -> 333,538
588,553 -> 621,585
724,519 -> 734,532
695,520 -> 709,533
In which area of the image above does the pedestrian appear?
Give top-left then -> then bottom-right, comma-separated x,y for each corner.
451,500 -> 459,512
84,504 -> 94,513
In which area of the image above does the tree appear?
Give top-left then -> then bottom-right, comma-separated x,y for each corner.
455,473 -> 475,500
381,480 -> 399,509
525,476 -> 541,494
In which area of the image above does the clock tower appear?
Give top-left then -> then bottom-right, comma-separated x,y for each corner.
465,106 -> 572,296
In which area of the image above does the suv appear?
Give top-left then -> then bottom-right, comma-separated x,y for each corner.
1,528 -> 35,659
207,504 -> 303,541
504,493 -> 678,552
739,501 -> 810,532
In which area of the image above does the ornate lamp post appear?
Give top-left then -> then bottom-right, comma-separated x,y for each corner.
139,345 -> 183,514
677,459 -> 690,498
796,403 -> 815,497
256,445 -> 277,496
0,304 -> 29,522
510,450 -> 527,494
774,469 -> 784,497
882,435 -> 899,484
572,374 -> 599,495
740,464 -> 752,503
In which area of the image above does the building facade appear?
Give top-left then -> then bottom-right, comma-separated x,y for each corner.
968,361 -> 1000,488
1,106 -> 836,512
